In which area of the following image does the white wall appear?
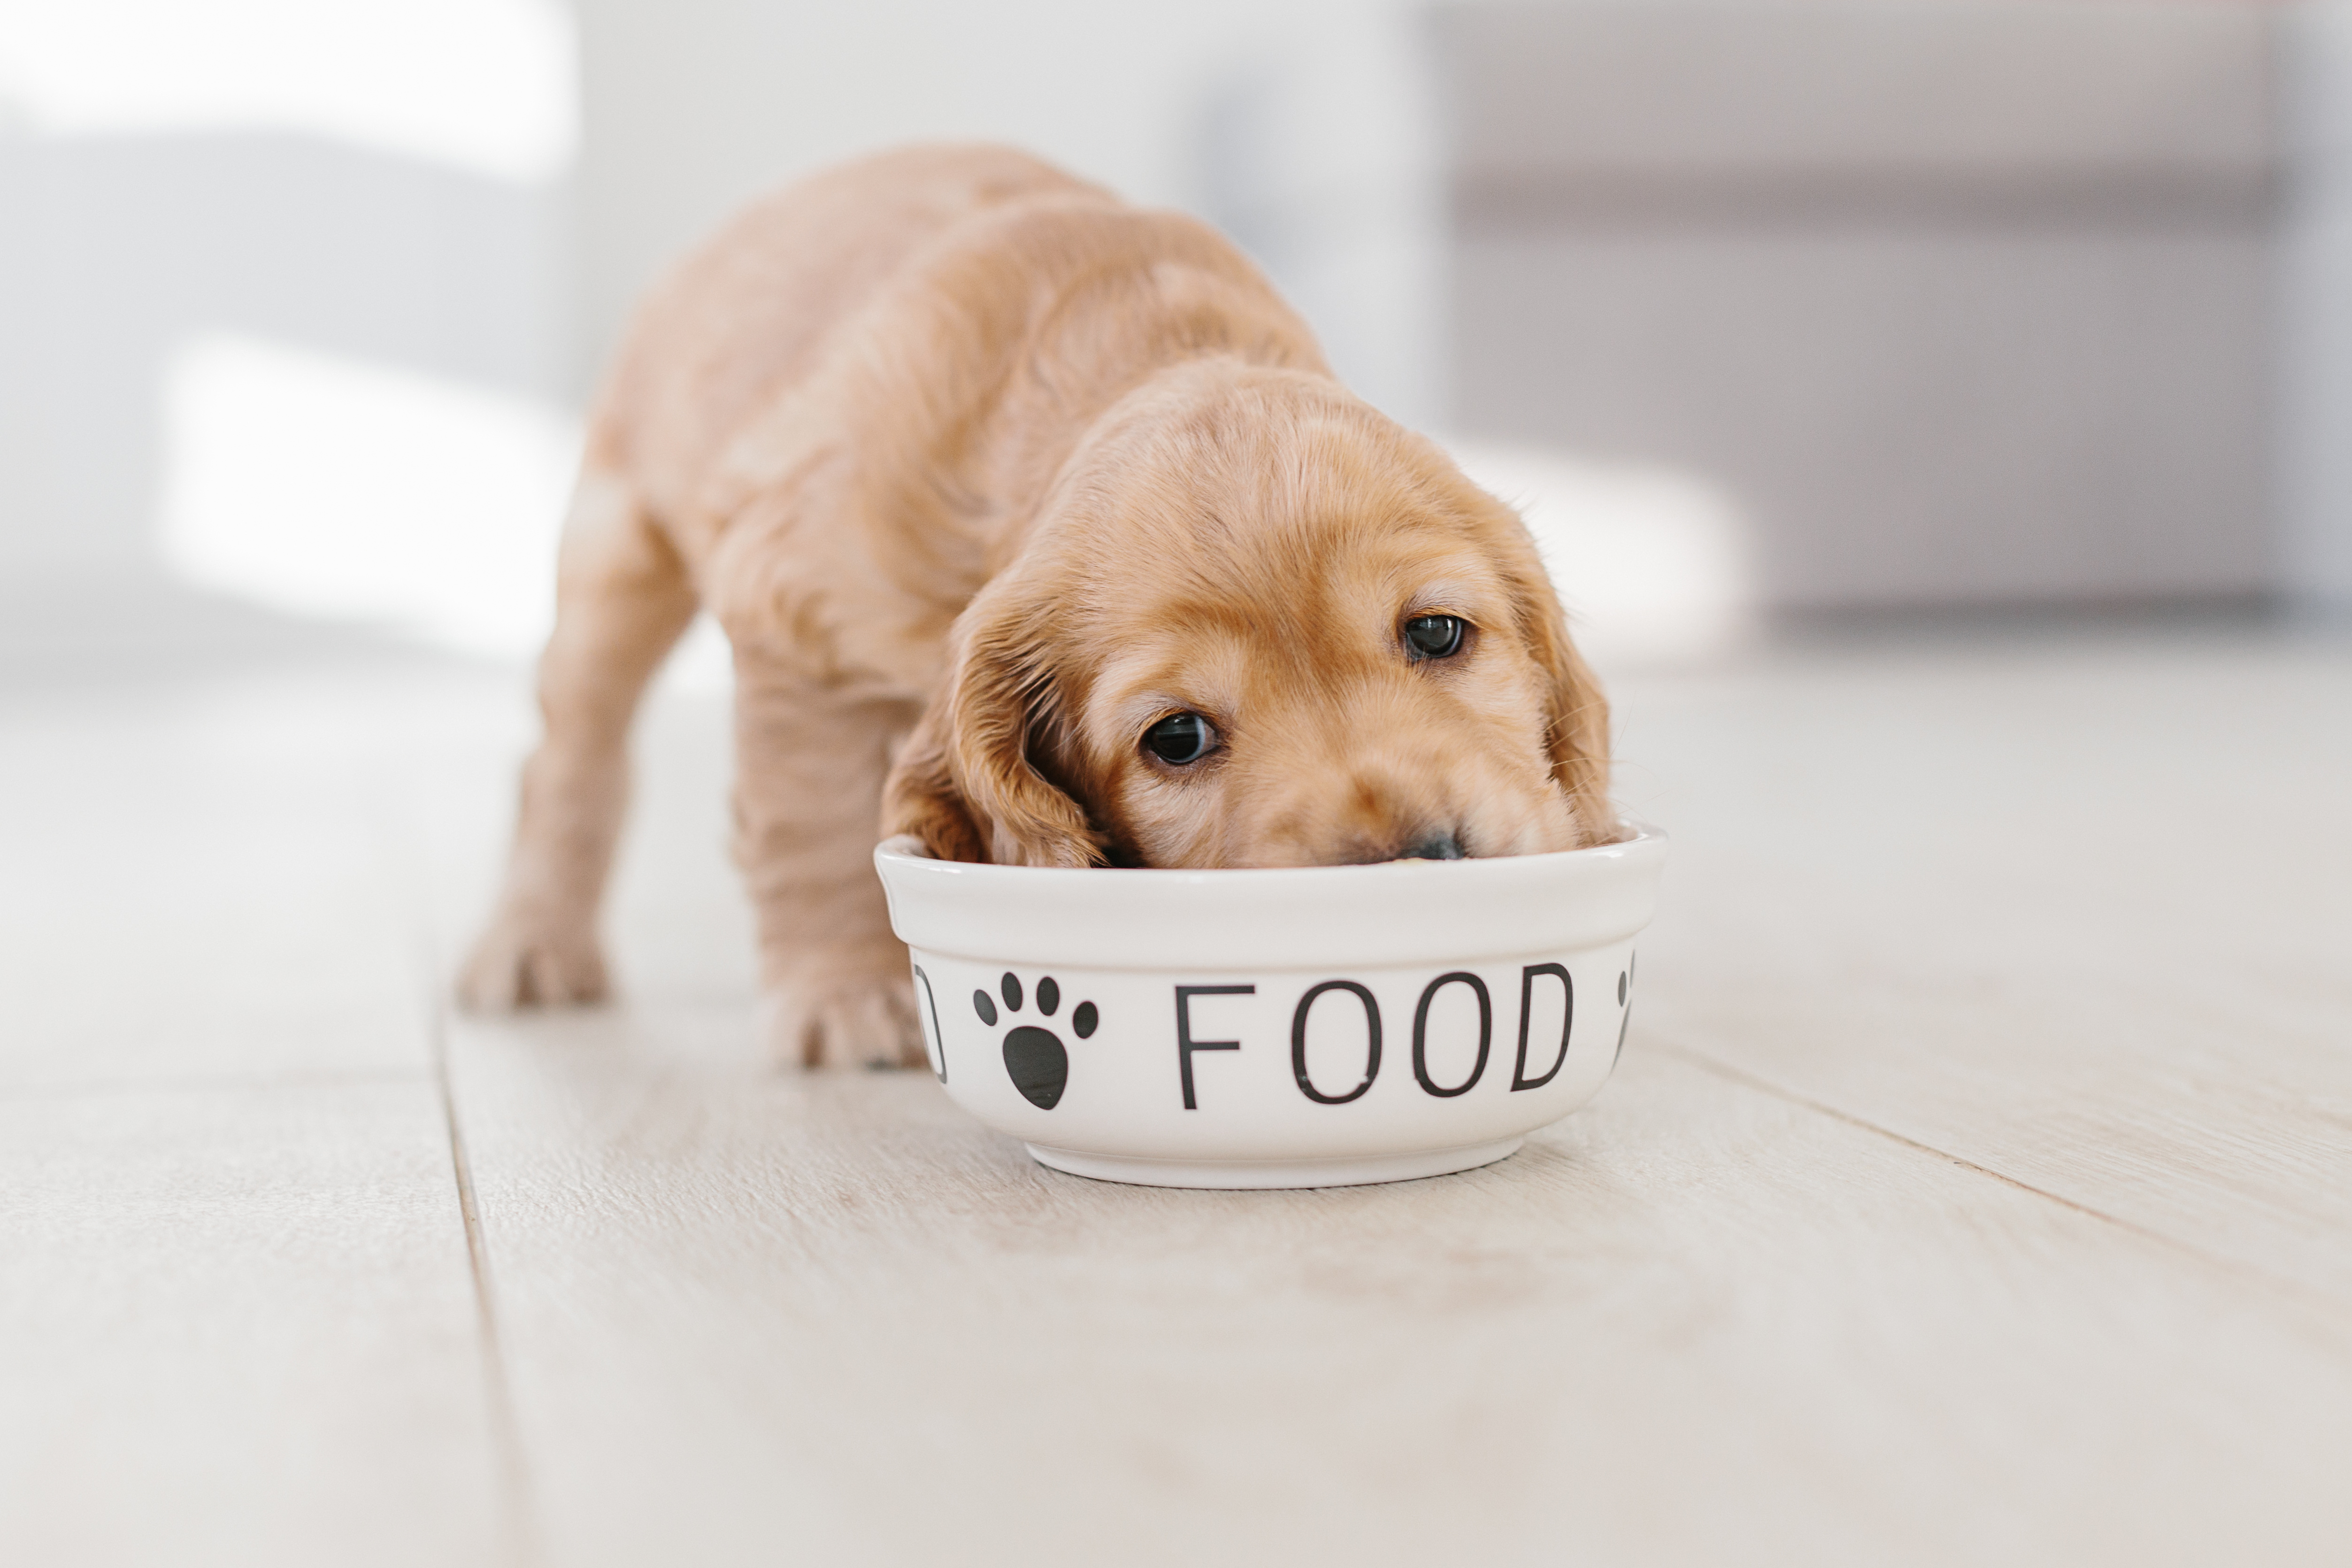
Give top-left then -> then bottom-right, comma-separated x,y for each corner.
0,0 -> 575,586
0,0 -> 1412,592
567,0 -> 1397,391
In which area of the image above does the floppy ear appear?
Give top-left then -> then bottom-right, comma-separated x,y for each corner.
881,578 -> 1106,867
1493,515 -> 1614,845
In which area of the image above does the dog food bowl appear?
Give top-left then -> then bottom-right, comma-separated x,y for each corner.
873,822 -> 1666,1189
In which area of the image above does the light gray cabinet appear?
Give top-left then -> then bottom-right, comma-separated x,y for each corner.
1215,0 -> 2292,611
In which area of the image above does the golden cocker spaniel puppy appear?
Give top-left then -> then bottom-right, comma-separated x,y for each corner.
461,144 -> 1612,1067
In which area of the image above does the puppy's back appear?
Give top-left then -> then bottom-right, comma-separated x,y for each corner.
594,145 -> 1115,527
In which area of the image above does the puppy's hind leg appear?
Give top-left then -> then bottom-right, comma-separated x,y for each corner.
459,470 -> 698,1011
730,657 -> 924,1068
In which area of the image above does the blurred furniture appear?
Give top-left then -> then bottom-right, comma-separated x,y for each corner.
1218,0 -> 2287,611
2280,1 -> 2352,612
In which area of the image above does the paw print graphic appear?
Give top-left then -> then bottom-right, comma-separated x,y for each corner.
971,971 -> 1099,1110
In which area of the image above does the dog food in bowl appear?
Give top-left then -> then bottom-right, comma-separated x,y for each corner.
873,822 -> 1666,1189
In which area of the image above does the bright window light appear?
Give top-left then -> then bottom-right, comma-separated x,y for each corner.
1446,441 -> 1756,671
0,0 -> 576,181
159,332 -> 578,660
153,335 -> 1745,679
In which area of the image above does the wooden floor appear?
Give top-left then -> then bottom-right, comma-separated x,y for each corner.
5,611 -> 2350,1567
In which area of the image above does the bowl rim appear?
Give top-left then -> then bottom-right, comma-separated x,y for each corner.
875,817 -> 1665,883
874,819 -> 1668,970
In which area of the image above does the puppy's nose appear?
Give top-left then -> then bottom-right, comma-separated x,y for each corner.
1403,832 -> 1464,861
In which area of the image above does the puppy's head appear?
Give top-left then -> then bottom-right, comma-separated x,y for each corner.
885,363 -> 1610,868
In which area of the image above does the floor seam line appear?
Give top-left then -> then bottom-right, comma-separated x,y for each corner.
431,987 -> 546,1568
1645,1036 -> 2352,1322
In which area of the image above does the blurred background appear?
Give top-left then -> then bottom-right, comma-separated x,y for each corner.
3,0 -> 2349,681
9,15 -> 2352,1561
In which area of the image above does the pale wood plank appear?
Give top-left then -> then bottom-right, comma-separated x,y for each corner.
448,1001 -> 2352,1568
1616,633 -> 2352,1299
0,1080 -> 511,1568
0,673 -> 453,1087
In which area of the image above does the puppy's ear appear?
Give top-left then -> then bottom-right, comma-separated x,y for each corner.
1494,516 -> 1614,844
882,580 -> 1106,867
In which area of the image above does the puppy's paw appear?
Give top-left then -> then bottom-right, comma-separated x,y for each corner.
760,975 -> 923,1070
456,909 -> 610,1012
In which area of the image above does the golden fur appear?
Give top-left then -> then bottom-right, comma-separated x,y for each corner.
460,145 -> 1611,1067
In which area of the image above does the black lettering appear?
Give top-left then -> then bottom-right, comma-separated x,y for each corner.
1412,972 -> 1491,1098
1510,963 -> 1573,1091
1291,981 -> 1382,1104
1174,985 -> 1253,1110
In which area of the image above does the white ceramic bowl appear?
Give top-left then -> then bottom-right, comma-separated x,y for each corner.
873,822 -> 1667,1189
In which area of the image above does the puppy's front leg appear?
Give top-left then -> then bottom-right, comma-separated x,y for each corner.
731,656 -> 924,1068
460,475 -> 696,1011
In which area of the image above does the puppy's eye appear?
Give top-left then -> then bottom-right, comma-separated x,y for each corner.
1143,711 -> 1217,766
1404,614 -> 1466,660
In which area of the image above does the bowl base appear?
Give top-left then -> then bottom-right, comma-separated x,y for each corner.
1022,1136 -> 1527,1191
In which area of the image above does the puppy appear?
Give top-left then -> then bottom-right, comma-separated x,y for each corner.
460,144 -> 1612,1067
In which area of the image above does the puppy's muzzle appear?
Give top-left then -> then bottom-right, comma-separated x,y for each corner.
1403,832 -> 1465,861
